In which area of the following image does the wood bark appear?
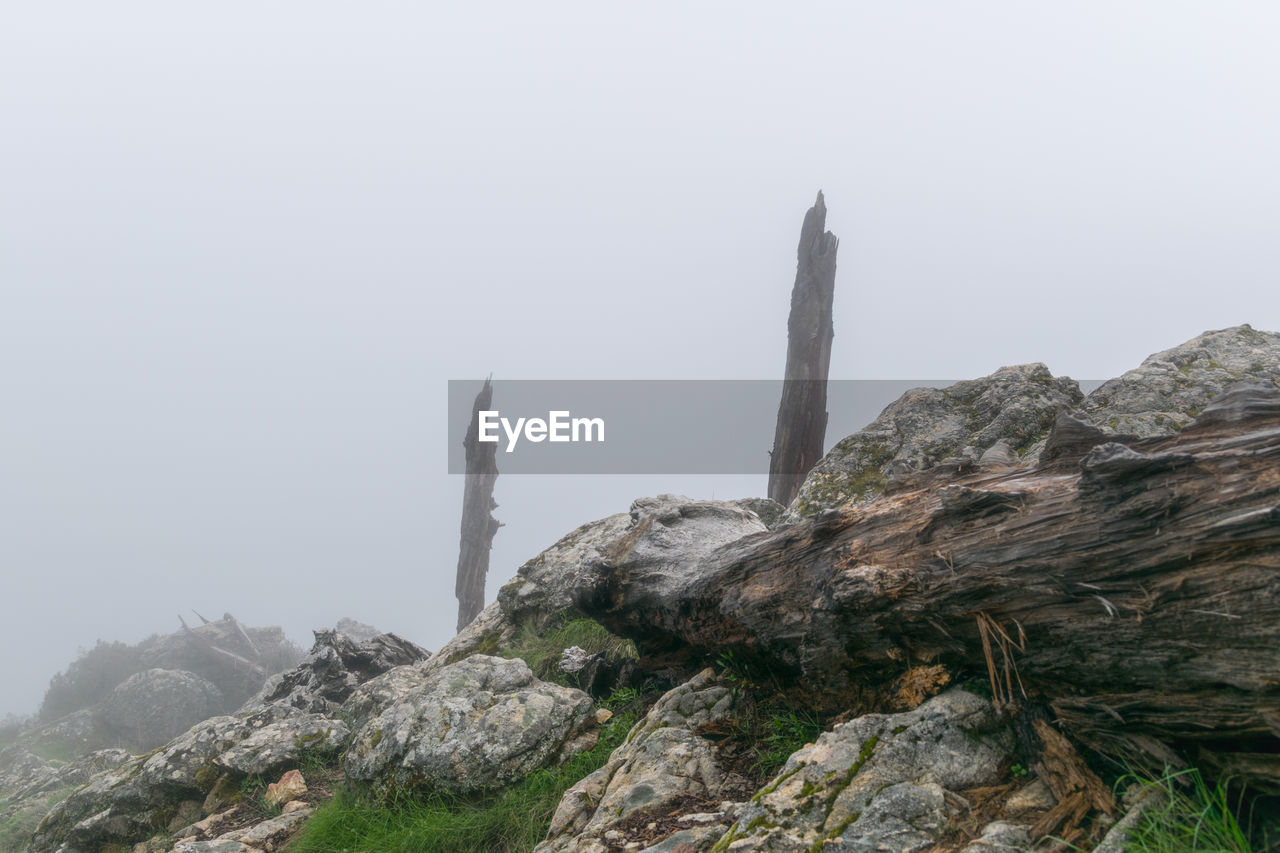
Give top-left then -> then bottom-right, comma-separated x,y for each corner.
581,383 -> 1280,791
456,378 -> 501,631
768,192 -> 839,507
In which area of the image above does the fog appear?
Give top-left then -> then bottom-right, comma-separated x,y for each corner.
3,2 -> 1280,717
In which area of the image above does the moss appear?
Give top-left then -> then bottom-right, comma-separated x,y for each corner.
192,761 -> 222,793
752,764 -> 804,802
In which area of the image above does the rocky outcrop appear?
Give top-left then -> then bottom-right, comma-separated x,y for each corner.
537,669 -> 743,852
95,669 -> 225,751
30,702 -> 346,852
792,363 -> 1082,516
718,690 -> 1013,851
248,628 -> 429,714
27,629 -> 422,853
343,655 -> 595,793
1082,324 -> 1280,436
139,615 -> 304,710
0,748 -> 132,852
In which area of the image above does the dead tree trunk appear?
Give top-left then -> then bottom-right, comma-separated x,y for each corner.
456,378 -> 501,631
579,383 -> 1280,792
769,191 -> 839,507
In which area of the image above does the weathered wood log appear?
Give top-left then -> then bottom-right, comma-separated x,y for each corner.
456,378 -> 501,631
768,191 -> 839,507
578,382 -> 1280,790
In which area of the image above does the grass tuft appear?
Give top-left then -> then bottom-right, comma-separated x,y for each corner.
498,617 -> 637,685
1118,766 -> 1255,853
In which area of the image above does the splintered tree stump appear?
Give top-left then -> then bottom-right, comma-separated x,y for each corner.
455,378 -> 501,631
768,191 -> 839,507
578,383 -> 1280,792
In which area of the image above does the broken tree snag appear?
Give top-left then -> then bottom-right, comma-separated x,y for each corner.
455,378 -> 501,631
769,190 -> 839,507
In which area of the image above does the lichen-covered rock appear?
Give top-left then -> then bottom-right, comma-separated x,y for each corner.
338,661 -> 433,734
95,668 -> 226,751
213,715 -> 346,777
537,669 -> 741,852
497,512 -> 633,629
792,364 -> 1082,516
344,655 -> 594,793
715,689 -> 1013,852
0,747 -> 132,853
30,704 -> 342,852
1082,324 -> 1280,436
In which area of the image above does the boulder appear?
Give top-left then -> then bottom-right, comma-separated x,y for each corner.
497,512 -> 633,629
343,655 -> 595,793
95,668 -> 226,751
537,669 -> 741,852
792,363 -> 1082,516
717,689 -> 1013,851
572,496 -> 768,644
1082,324 -> 1280,436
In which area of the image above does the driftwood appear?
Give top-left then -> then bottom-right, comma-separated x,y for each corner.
455,378 -> 501,631
768,191 -> 839,507
580,383 -> 1280,791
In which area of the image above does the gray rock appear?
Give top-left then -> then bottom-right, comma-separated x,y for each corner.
728,498 -> 788,530
428,600 -> 517,670
95,669 -> 226,751
537,669 -> 740,853
333,617 -> 383,643
338,662 -> 433,734
573,496 -> 768,639
497,512 -> 634,629
31,704 -> 338,852
247,629 -> 429,715
213,715 -> 347,777
344,655 -> 594,793
0,747 -> 132,853
792,364 -> 1082,516
717,689 -> 1013,852
1082,324 -> 1280,436
559,646 -> 591,674
978,439 -> 1019,468
961,820 -> 1032,852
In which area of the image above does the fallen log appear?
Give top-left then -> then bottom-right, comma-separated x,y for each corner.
576,382 -> 1280,790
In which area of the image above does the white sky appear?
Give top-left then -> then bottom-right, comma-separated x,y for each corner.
3,2 -> 1279,716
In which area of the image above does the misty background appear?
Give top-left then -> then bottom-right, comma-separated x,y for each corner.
3,3 -> 1279,717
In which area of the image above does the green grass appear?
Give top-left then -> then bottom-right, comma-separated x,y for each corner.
498,617 -> 637,685
1117,766 -> 1255,853
287,703 -> 640,853
752,708 -> 823,778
